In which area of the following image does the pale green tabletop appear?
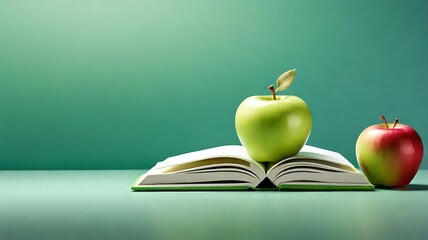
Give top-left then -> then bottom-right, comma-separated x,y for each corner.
1,170 -> 428,240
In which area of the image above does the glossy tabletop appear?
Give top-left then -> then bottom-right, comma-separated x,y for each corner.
1,170 -> 428,240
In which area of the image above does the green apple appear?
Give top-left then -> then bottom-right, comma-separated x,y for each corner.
235,69 -> 312,163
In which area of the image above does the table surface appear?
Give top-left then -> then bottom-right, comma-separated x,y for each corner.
1,170 -> 428,240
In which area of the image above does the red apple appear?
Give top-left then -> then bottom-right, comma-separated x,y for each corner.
356,116 -> 424,188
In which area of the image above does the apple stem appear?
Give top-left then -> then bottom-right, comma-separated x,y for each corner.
380,115 -> 389,129
268,85 -> 276,100
393,118 -> 399,129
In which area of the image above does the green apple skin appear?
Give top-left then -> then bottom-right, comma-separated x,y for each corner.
235,95 -> 312,163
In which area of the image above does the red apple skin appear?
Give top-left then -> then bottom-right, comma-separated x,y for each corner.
356,123 -> 424,188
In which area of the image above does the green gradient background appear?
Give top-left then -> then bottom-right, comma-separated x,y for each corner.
1,0 -> 427,170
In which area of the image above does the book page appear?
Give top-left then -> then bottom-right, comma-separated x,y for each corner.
136,145 -> 266,189
267,145 -> 357,172
154,145 -> 265,171
265,145 -> 374,187
296,145 -> 356,168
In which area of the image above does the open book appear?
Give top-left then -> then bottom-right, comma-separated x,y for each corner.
132,145 -> 374,191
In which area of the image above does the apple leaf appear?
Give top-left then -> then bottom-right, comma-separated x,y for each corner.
275,68 -> 296,92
